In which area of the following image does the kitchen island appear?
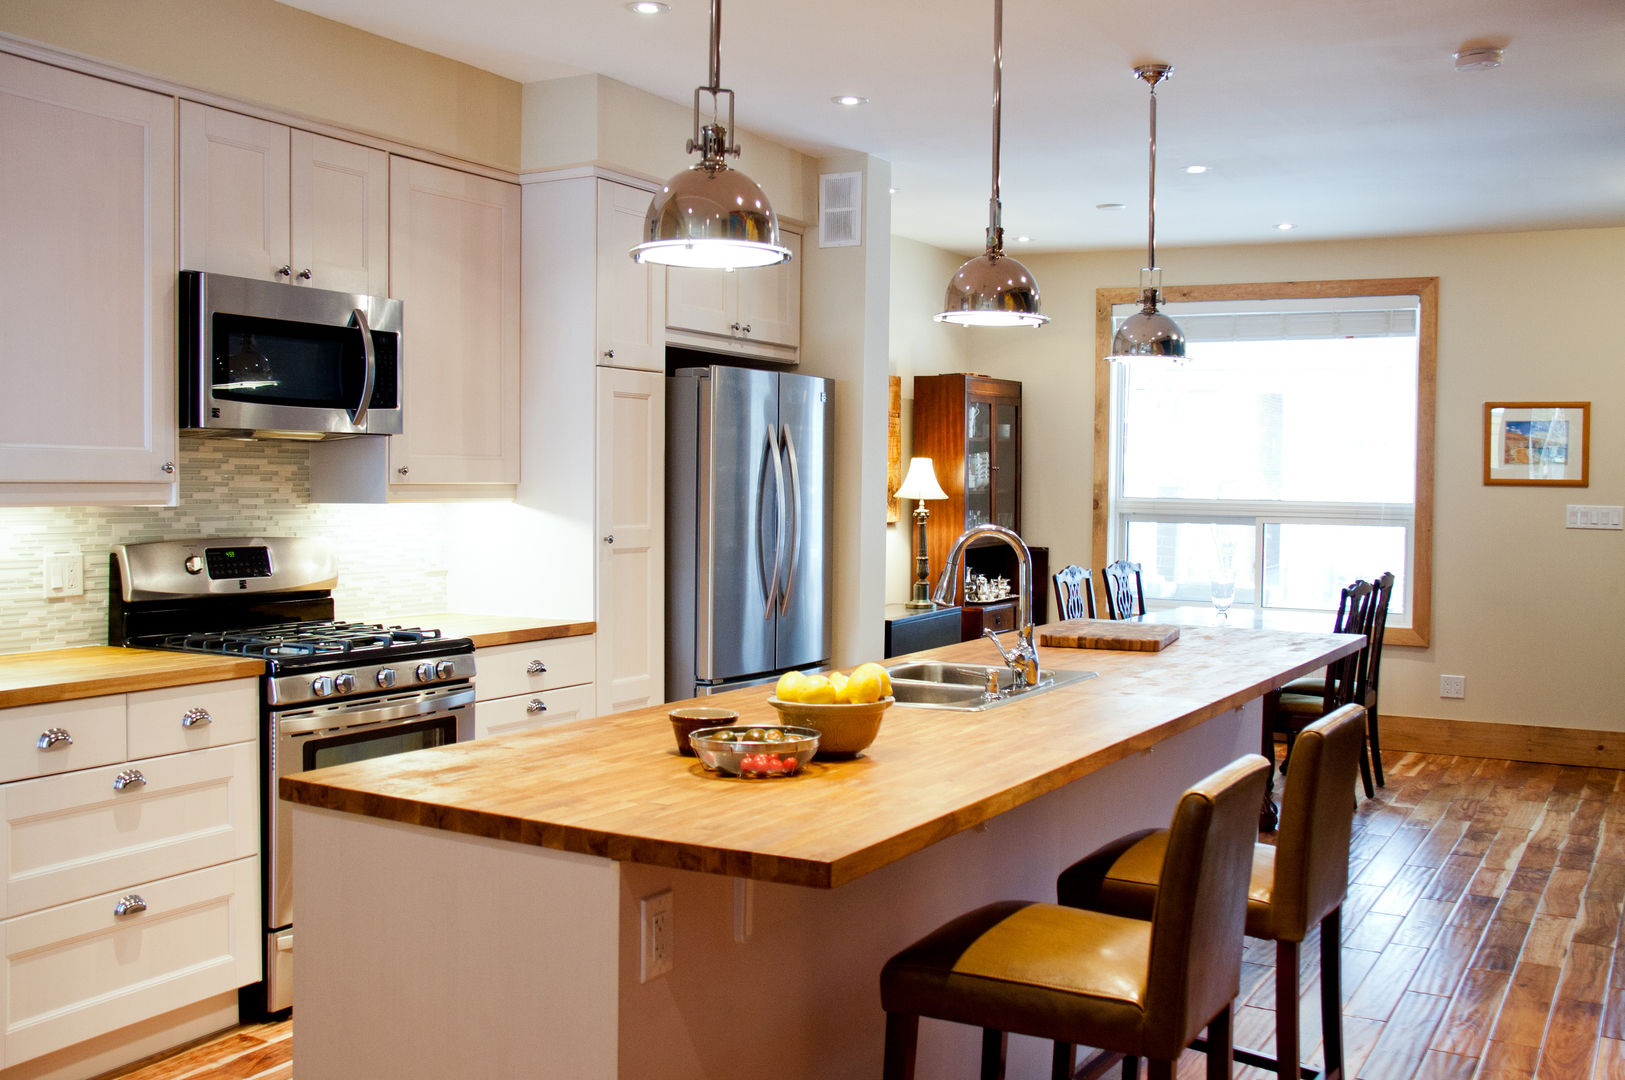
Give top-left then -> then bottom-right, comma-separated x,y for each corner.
282,625 -> 1359,1080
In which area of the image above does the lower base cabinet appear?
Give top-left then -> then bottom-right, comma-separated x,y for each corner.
473,636 -> 597,740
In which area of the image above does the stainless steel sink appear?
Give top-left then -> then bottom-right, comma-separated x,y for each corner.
885,661 -> 1098,711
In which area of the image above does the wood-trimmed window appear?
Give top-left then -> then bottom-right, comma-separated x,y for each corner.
1092,277 -> 1436,647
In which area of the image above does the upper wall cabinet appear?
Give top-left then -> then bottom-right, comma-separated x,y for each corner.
596,180 -> 665,372
665,229 -> 801,361
0,54 -> 178,505
179,102 -> 389,296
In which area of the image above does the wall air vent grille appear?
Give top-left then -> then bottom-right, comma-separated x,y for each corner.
818,171 -> 862,248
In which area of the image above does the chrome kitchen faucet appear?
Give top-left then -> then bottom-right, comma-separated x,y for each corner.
933,523 -> 1040,691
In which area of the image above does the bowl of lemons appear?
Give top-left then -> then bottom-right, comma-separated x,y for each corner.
768,663 -> 894,757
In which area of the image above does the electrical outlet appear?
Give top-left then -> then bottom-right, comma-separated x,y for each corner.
42,550 -> 84,598
1440,674 -> 1466,700
640,890 -> 674,982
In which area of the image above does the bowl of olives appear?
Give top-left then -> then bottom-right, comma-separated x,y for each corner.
688,725 -> 819,778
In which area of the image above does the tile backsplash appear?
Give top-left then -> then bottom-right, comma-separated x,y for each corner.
0,440 -> 454,654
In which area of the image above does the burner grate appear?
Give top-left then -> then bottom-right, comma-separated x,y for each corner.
152,620 -> 444,658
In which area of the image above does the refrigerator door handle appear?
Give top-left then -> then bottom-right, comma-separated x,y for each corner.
758,425 -> 786,620
778,423 -> 802,617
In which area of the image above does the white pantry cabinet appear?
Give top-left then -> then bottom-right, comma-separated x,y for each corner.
0,678 -> 260,1070
665,229 -> 801,359
596,367 -> 665,714
179,102 -> 389,295
596,180 -> 666,372
473,637 -> 596,739
0,54 -> 178,506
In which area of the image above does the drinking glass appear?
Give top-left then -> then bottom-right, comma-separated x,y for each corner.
1210,546 -> 1237,619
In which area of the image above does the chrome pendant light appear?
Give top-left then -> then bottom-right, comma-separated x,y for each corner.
1108,63 -> 1186,361
935,0 -> 1048,327
629,0 -> 790,269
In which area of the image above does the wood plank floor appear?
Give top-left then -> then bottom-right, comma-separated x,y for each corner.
103,749 -> 1625,1080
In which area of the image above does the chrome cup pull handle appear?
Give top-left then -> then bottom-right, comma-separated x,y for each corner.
114,894 -> 147,917
526,660 -> 548,675
37,727 -> 73,750
181,707 -> 212,728
526,699 -> 547,714
113,769 -> 147,791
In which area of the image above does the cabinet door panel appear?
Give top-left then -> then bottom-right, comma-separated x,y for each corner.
665,264 -> 733,337
179,102 -> 290,281
0,742 -> 258,918
0,55 -> 177,491
0,858 -> 259,1067
597,368 -> 664,714
596,180 -> 664,371
290,130 -> 389,296
735,229 -> 801,348
388,158 -> 521,485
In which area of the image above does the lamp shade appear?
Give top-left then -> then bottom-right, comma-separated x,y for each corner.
1109,304 -> 1188,360
895,457 -> 949,501
935,252 -> 1049,327
632,163 -> 791,269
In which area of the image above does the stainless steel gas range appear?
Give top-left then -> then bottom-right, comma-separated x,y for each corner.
108,537 -> 476,1016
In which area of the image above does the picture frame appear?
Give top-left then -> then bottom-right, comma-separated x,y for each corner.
1483,401 -> 1589,486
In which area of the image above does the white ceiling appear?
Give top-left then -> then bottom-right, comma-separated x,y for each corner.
277,0 -> 1625,254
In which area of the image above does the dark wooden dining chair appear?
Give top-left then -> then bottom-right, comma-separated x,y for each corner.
1101,559 -> 1146,620
1270,578 -> 1376,797
1052,565 -> 1096,620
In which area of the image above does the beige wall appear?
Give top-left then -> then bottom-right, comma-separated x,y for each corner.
0,0 -> 521,169
945,225 -> 1625,732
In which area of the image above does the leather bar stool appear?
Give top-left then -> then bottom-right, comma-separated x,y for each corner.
1057,705 -> 1367,1080
879,754 -> 1270,1080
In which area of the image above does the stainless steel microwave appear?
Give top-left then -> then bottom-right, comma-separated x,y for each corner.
180,271 -> 403,439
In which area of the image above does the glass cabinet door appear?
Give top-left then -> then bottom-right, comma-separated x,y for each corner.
991,402 -> 1018,529
964,399 -> 992,528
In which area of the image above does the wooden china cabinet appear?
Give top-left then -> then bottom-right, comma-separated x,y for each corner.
910,373 -> 1023,607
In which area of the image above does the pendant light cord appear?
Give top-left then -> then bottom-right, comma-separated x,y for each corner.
986,0 -> 1004,255
707,0 -> 722,92
1146,78 -> 1158,274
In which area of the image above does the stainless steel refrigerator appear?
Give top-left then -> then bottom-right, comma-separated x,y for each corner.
666,365 -> 834,700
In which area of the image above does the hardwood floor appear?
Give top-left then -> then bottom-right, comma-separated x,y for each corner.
103,749 -> 1624,1080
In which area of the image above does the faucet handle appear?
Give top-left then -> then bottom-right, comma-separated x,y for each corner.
982,627 -> 1016,662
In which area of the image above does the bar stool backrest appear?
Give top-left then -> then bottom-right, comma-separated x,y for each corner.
1142,754 -> 1271,1058
1102,559 -> 1146,620
1272,704 -> 1368,939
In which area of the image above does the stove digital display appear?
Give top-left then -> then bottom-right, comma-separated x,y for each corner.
205,546 -> 272,579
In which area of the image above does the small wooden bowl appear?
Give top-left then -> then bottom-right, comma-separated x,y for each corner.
669,707 -> 739,755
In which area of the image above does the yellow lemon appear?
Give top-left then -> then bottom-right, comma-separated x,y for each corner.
830,671 -> 851,704
775,670 -> 806,702
798,674 -> 837,704
846,669 -> 883,704
854,661 -> 892,698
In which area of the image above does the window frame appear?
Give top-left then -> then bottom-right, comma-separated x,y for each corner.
1091,277 -> 1437,647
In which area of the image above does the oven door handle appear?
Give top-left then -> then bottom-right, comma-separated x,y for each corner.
275,685 -> 476,737
351,306 -> 376,430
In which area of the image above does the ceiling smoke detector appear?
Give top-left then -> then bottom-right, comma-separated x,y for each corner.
1453,47 -> 1504,72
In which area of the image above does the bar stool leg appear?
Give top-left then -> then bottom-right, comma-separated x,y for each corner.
1148,1058 -> 1175,1080
1122,1055 -> 1141,1079
883,1012 -> 918,1080
1206,1003 -> 1234,1080
1275,938 -> 1301,1079
1320,907 -> 1345,1080
1051,1041 -> 1075,1080
980,1028 -> 1007,1080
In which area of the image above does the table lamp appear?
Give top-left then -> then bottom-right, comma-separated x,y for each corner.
896,456 -> 949,608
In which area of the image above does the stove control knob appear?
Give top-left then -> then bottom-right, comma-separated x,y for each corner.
435,659 -> 456,681
334,673 -> 356,695
312,676 -> 333,698
184,555 -> 205,575
415,662 -> 435,683
376,667 -> 397,689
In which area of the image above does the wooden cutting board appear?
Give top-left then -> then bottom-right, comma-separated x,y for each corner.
1040,619 -> 1180,652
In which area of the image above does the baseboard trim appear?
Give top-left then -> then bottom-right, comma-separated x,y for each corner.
1383,714 -> 1625,770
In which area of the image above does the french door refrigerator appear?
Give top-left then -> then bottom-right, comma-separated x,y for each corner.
667,365 -> 833,701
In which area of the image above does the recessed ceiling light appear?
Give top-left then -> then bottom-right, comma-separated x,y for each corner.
1015,235 -> 1032,243
888,187 -> 898,195
831,95 -> 869,107
1275,222 -> 1296,231
625,1 -> 669,13
1096,202 -> 1126,211
1453,47 -> 1504,71
1185,165 -> 1209,174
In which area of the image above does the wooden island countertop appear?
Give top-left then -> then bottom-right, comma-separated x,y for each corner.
281,623 -> 1359,889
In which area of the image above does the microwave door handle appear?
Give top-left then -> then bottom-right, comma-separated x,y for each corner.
778,424 -> 801,617
351,307 -> 376,429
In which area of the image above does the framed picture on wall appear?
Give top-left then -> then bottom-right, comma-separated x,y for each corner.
1483,401 -> 1590,486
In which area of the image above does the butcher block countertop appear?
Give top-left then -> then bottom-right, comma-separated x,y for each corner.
282,624 -> 1360,889
377,612 -> 596,649
0,647 -> 265,709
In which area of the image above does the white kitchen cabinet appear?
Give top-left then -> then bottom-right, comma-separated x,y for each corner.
597,368 -> 665,714
665,229 -> 801,358
473,637 -> 596,739
179,102 -> 389,295
0,678 -> 260,1070
0,54 -> 178,505
596,180 -> 666,372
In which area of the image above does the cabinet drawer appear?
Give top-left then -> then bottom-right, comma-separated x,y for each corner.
0,696 -> 127,784
982,603 -> 1017,633
0,742 -> 258,918
0,857 -> 259,1068
474,684 -> 597,740
475,636 -> 595,701
128,678 -> 259,758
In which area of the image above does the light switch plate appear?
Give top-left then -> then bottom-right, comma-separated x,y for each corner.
42,550 -> 84,598
1565,505 -> 1624,530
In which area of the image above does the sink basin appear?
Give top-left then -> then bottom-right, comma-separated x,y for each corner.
884,661 -> 1098,711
